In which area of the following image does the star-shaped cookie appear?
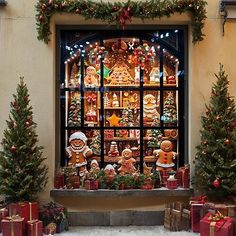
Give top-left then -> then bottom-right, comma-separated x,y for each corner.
106,113 -> 121,127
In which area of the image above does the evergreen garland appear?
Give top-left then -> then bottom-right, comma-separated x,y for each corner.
0,78 -> 48,203
35,0 -> 207,44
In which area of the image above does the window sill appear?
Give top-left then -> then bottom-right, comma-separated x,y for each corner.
50,187 -> 194,198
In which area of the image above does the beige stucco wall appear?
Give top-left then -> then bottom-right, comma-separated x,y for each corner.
0,0 -> 236,210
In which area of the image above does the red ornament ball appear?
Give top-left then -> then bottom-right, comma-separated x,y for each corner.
224,139 -> 230,145
213,179 -> 220,188
10,145 -> 17,153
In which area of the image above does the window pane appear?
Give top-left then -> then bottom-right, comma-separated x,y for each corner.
67,91 -> 81,127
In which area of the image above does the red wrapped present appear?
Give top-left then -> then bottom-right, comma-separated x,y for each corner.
54,173 -> 65,189
0,208 -> 9,233
167,174 -> 177,189
167,75 -> 176,84
1,216 -> 24,236
215,204 -> 228,216
190,196 -> 208,233
176,165 -> 190,188
44,223 -> 56,235
27,220 -> 43,236
104,130 -> 114,139
84,180 -> 99,190
68,175 -> 80,189
200,212 -> 234,236
8,202 -> 38,223
162,170 -> 169,187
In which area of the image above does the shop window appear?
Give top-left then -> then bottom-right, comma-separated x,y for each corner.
58,28 -> 186,174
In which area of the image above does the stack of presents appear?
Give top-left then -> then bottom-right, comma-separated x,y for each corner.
0,201 -> 68,235
164,196 -> 236,236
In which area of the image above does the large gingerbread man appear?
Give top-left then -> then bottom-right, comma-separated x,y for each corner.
154,140 -> 177,172
66,131 -> 93,177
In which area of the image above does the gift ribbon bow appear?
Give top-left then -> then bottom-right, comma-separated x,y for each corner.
190,195 -> 208,203
5,215 -> 22,236
208,211 -> 226,236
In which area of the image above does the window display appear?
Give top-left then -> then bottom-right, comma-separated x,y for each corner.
59,29 -> 186,183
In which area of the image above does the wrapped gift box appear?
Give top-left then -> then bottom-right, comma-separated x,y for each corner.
191,202 -> 205,232
176,165 -> 190,188
214,204 -> 228,216
200,212 -> 234,236
171,209 -> 181,231
54,173 -> 65,189
1,216 -> 24,236
84,180 -> 99,190
8,202 -> 38,223
27,220 -> 43,236
68,175 -> 80,189
181,209 -> 191,231
164,206 -> 171,230
0,208 -> 9,233
104,130 -> 114,139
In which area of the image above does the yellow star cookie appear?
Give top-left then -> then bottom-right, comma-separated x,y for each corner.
107,113 -> 121,127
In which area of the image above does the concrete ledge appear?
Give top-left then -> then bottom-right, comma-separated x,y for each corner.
68,210 -> 165,226
50,188 -> 194,198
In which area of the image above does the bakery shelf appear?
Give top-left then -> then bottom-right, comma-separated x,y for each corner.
105,137 -> 138,141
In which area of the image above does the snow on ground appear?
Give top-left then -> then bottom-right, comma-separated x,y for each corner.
55,226 -> 199,236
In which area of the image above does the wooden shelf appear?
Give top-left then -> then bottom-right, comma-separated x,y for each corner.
103,107 -> 139,110
105,137 -> 138,141
143,84 -> 177,87
105,84 -> 139,87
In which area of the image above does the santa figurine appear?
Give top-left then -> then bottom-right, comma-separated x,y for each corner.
90,159 -> 100,172
66,131 -> 93,177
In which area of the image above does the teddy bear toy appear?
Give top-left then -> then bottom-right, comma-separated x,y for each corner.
118,148 -> 136,175
66,131 -> 93,177
84,66 -> 99,87
153,140 -> 177,173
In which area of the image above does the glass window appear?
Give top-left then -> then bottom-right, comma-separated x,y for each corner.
59,29 -> 186,174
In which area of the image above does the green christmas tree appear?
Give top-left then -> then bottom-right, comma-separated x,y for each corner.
68,95 -> 81,127
90,130 -> 101,156
120,105 -> 134,126
0,78 -> 48,203
194,64 -> 236,198
163,92 -> 177,124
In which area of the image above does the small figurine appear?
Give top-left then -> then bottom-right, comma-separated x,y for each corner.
118,148 -> 136,175
112,93 -> 119,107
90,159 -> 100,172
84,66 -> 99,87
108,141 -> 119,157
104,164 -> 117,179
143,94 -> 160,123
66,131 -> 93,177
153,140 -> 177,173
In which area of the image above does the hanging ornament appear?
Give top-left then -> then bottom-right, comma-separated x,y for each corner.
39,15 -> 45,22
10,145 -> 17,153
26,121 -> 30,127
213,179 -> 220,188
75,8 -> 81,14
224,139 -> 230,145
48,0 -> 53,6
203,140 -> 208,145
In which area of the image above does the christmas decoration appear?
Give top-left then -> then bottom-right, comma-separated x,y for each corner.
143,94 -> 160,124
163,92 -> 177,124
89,45 -> 108,64
118,148 -> 136,175
65,131 -> 93,177
194,64 -> 236,199
104,92 -> 111,107
0,78 -> 48,203
36,0 -> 207,44
106,113 -> 121,127
84,66 -> 99,87
107,59 -> 134,85
111,93 -> 119,107
213,179 -> 220,188
90,131 -> 101,156
69,62 -> 80,87
154,140 -> 177,173
119,105 -> 134,127
133,43 -> 155,70
108,141 -> 119,157
147,129 -> 163,148
68,95 -> 81,127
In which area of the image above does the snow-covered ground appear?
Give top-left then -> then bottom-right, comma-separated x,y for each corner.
51,226 -> 199,236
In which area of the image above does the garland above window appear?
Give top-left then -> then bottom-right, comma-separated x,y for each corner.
36,0 -> 207,44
